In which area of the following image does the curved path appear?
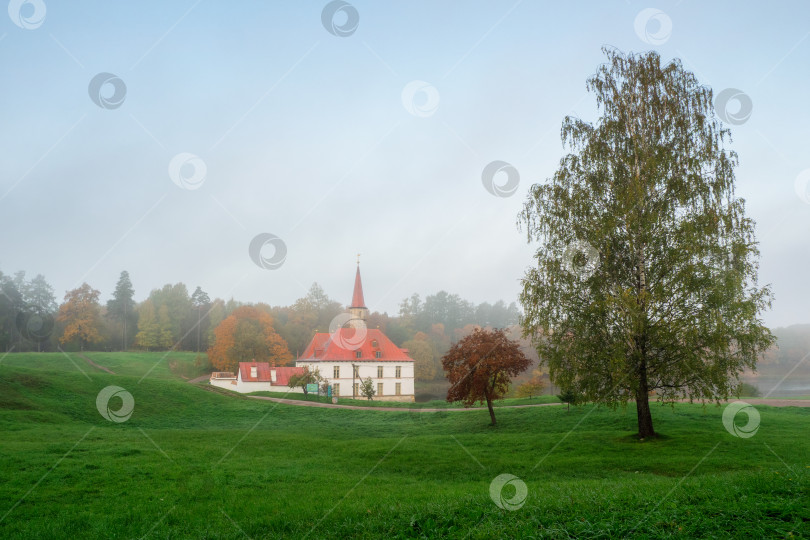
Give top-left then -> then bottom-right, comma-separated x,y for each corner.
247,395 -> 562,412
77,352 -> 115,374
247,395 -> 810,411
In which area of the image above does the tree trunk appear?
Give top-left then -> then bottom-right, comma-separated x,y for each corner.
486,396 -> 497,426
635,361 -> 655,438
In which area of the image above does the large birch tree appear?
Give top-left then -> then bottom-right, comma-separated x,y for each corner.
519,49 -> 774,438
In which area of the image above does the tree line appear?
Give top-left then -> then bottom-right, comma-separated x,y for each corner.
0,267 -> 521,381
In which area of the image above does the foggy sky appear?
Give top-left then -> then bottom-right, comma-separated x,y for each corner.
2,1 -> 809,328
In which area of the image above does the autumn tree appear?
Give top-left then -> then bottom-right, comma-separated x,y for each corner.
135,299 -> 160,350
57,283 -> 103,350
519,49 -> 774,438
516,369 -> 545,399
208,306 -> 292,373
442,328 -> 531,425
402,337 -> 435,381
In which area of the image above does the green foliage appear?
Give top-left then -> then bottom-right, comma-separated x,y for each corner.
288,367 -> 322,396
737,381 -> 762,398
359,376 -> 376,400
519,49 -> 775,437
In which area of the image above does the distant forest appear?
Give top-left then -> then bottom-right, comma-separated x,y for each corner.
0,267 -> 522,382
4,266 -> 806,389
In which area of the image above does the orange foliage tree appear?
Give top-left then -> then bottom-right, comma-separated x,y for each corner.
207,306 -> 292,373
57,283 -> 103,350
442,328 -> 531,425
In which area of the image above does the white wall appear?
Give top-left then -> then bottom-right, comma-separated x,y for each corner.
209,376 -> 304,394
295,360 -> 415,400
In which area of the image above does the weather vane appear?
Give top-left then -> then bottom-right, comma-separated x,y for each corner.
356,253 -> 361,265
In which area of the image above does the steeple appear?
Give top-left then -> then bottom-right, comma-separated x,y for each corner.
351,264 -> 365,308
348,258 -> 369,326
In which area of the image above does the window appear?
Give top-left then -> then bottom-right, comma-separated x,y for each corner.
333,366 -> 340,379
377,366 -> 383,378
377,382 -> 383,396
375,351 -> 381,359
333,383 -> 340,396
395,383 -> 401,396
250,366 -> 257,378
371,340 -> 378,347
354,383 -> 359,397
353,365 -> 359,377
355,350 -> 361,359
395,366 -> 401,378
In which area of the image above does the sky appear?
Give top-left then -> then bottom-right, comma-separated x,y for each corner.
1,1 -> 809,328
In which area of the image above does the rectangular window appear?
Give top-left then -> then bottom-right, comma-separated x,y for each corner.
353,365 -> 359,377
377,366 -> 383,378
354,383 -> 359,397
375,351 -> 381,359
333,366 -> 340,379
333,383 -> 339,396
395,383 -> 401,396
377,382 -> 383,396
355,350 -> 361,359
395,366 -> 401,378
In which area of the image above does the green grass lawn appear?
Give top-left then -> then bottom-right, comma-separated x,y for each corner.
0,352 -> 808,539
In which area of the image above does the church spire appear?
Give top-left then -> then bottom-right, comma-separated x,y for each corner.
351,263 -> 366,308
349,258 -> 369,326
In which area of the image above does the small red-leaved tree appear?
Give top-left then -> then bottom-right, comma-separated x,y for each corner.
442,328 -> 531,425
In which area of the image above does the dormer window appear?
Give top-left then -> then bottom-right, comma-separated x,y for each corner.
355,350 -> 361,359
371,340 -> 378,348
375,351 -> 381,359
250,366 -> 257,378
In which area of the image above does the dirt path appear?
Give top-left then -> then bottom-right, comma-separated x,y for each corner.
247,395 -> 563,412
77,353 -> 115,374
247,395 -> 810,411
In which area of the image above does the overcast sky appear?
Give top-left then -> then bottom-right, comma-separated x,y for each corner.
1,1 -> 809,328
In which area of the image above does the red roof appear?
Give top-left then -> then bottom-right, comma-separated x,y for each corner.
351,265 -> 366,308
238,362 -> 306,384
298,328 -> 413,362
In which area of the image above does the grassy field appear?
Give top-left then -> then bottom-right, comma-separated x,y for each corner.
0,352 -> 808,539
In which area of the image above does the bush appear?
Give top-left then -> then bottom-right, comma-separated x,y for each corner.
737,382 -> 761,398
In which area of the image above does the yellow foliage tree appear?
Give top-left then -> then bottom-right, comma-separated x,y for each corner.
57,283 -> 102,350
207,306 -> 292,372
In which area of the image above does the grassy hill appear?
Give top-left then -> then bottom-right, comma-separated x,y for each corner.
0,352 -> 808,538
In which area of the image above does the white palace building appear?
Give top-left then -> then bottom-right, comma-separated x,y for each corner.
296,264 -> 416,402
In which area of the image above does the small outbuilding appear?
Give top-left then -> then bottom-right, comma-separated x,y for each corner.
210,362 -> 306,394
